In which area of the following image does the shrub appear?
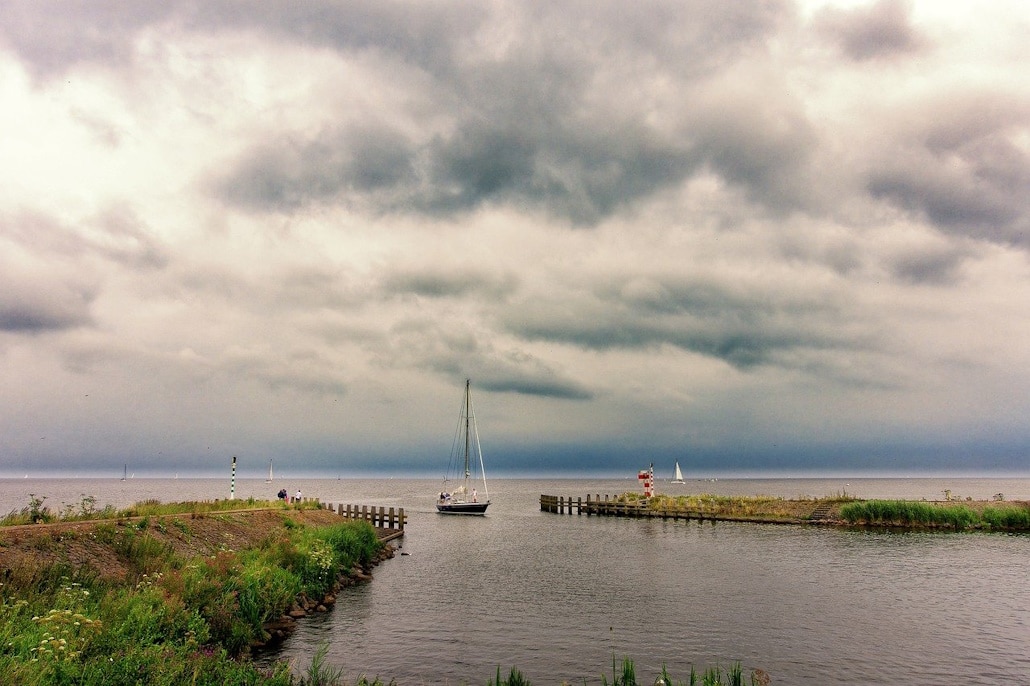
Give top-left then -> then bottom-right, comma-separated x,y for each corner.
982,506 -> 1030,530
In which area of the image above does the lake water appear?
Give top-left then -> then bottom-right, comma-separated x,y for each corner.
4,476 -> 1029,684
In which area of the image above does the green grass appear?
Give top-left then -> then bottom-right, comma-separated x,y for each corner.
839,500 -> 1030,530
593,656 -> 764,686
638,493 -> 853,520
0,516 -> 382,685
1,495 -> 319,527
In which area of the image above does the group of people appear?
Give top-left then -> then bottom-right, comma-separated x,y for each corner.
277,488 -> 302,503
437,488 -> 477,503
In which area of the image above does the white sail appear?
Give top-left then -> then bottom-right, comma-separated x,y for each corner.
672,462 -> 685,483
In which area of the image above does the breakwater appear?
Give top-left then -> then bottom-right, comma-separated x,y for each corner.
540,493 -> 825,524
540,493 -> 1030,531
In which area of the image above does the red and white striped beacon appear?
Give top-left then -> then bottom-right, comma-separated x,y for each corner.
638,463 -> 654,498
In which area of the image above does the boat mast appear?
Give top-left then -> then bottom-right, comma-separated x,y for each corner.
464,379 -> 471,495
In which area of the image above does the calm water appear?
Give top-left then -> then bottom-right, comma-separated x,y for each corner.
4,477 -> 1029,684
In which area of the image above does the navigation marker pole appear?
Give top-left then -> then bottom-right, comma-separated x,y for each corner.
230,456 -> 237,500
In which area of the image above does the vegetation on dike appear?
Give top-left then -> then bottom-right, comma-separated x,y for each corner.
0,500 -> 382,685
609,492 -> 1030,531
0,493 -> 318,527
840,500 -> 1030,531
621,492 -> 855,520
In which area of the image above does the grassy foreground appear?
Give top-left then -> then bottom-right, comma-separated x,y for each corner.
0,500 -> 383,685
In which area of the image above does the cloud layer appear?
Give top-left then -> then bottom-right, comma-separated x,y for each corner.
1,0 -> 1028,476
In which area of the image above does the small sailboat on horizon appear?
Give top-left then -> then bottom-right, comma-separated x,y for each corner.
671,461 -> 685,484
266,458 -> 273,483
436,379 -> 490,515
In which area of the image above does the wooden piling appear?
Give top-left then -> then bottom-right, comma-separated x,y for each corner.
324,503 -> 407,541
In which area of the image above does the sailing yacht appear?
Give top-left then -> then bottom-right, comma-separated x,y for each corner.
436,379 -> 491,515
266,458 -> 273,483
671,461 -> 685,484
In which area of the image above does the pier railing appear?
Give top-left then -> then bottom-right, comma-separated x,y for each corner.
323,503 -> 407,539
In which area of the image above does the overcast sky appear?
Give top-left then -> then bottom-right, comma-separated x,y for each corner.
1,0 -> 1028,478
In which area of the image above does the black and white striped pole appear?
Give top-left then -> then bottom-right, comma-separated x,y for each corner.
230,456 -> 236,500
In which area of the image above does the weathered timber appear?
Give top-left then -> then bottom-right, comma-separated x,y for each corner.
324,502 -> 407,542
540,494 -> 650,517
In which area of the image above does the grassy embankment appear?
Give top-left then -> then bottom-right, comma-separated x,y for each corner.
620,492 -> 853,521
839,499 -> 1030,530
0,493 -> 300,526
617,492 -> 1030,531
0,497 -> 385,685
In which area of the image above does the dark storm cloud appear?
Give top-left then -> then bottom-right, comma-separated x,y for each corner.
888,246 -> 969,286
1,0 -> 808,224
505,275 -> 858,370
477,374 -> 592,400
866,96 -> 1030,246
216,125 -> 420,214
0,0 -> 479,80
217,116 -> 697,224
0,209 -> 167,334
381,268 -> 517,301
206,0 -> 799,224
0,293 -> 92,333
0,271 -> 96,333
813,0 -> 926,61
375,318 -> 592,400
690,96 -> 817,213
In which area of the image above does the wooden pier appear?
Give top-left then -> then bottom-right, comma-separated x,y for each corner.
324,503 -> 407,541
540,494 -> 650,516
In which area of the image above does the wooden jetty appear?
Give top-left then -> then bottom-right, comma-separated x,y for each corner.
541,494 -> 649,517
323,502 -> 407,542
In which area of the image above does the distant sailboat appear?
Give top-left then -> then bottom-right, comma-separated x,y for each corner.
121,464 -> 127,481
266,458 -> 273,483
671,461 -> 685,484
